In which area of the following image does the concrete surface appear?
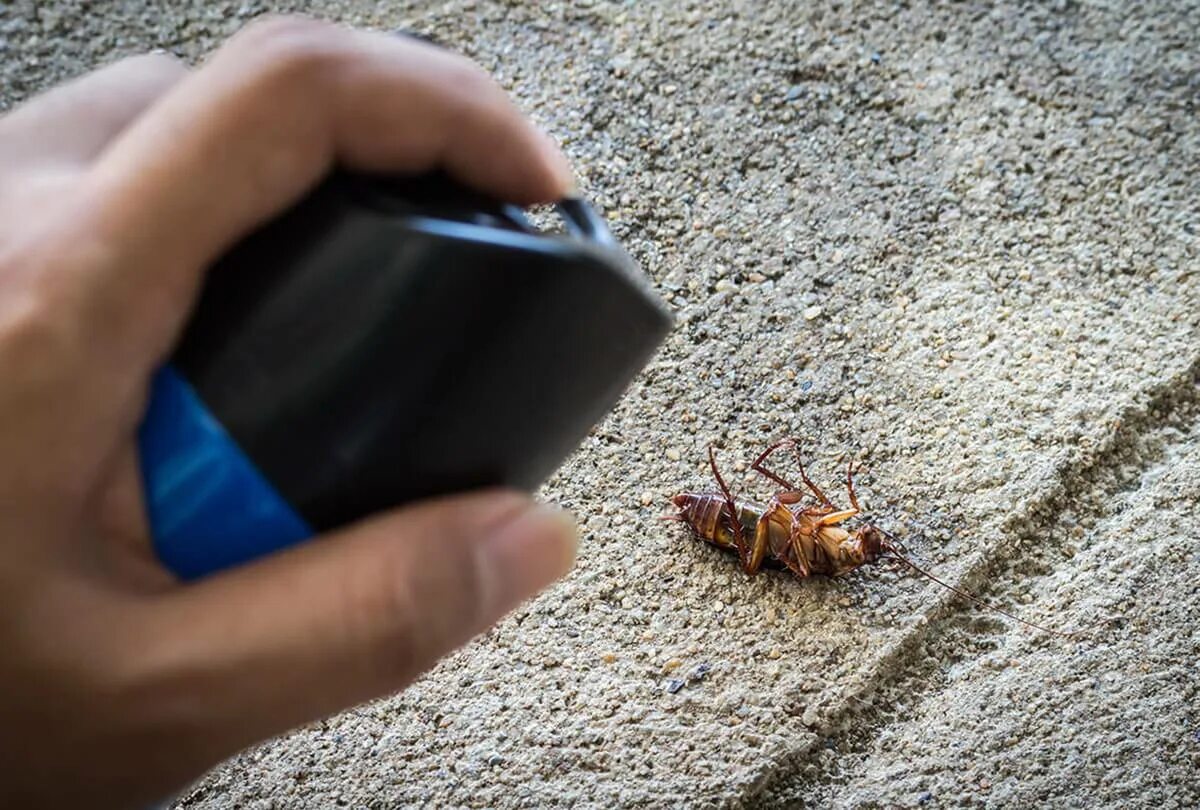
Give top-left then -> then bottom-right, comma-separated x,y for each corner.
3,1 -> 1197,807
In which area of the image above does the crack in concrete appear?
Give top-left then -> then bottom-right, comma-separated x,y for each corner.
730,352 -> 1200,807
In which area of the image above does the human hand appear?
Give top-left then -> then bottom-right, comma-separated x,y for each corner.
0,17 -> 577,808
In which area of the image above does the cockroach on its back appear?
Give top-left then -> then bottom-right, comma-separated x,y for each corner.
670,438 -> 883,579
668,437 -> 1082,637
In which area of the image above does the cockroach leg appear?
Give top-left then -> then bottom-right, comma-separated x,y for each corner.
784,510 -> 812,578
815,508 -> 859,528
750,438 -> 801,492
792,440 -> 834,507
801,463 -> 868,525
753,436 -> 835,508
708,445 -> 751,571
845,460 -> 864,512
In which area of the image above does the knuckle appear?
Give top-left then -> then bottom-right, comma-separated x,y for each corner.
235,13 -> 327,43
0,235 -> 108,385
0,285 -> 74,386
227,15 -> 348,81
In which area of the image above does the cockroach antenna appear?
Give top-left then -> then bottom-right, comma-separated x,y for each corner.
871,525 -> 1086,639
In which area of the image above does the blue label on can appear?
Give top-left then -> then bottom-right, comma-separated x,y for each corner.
138,366 -> 314,579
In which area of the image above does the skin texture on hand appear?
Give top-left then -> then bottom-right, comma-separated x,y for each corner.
0,17 -> 578,809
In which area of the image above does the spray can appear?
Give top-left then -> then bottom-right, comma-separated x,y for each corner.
138,170 -> 672,578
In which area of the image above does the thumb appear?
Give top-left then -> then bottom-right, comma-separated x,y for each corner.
141,489 -> 576,759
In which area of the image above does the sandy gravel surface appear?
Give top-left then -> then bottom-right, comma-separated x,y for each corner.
3,1 -> 1197,807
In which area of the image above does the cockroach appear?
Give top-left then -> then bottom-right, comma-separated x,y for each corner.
667,437 -> 1081,637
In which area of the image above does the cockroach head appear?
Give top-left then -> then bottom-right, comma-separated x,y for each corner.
857,524 -> 886,561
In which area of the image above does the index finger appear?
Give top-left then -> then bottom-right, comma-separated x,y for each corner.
73,17 -> 574,375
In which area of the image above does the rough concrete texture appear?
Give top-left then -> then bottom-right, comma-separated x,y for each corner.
4,1 -> 1198,807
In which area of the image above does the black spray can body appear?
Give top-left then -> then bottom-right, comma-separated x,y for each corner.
138,171 -> 673,578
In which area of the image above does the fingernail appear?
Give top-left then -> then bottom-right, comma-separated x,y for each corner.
479,504 -> 577,616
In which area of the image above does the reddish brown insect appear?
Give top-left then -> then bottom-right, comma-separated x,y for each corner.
668,437 -> 1080,637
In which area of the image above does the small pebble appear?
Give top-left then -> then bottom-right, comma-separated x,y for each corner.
803,305 -> 824,321
601,652 -> 617,664
662,658 -> 683,674
666,447 -> 682,461
767,647 -> 782,659
640,491 -> 655,506
666,678 -> 685,694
